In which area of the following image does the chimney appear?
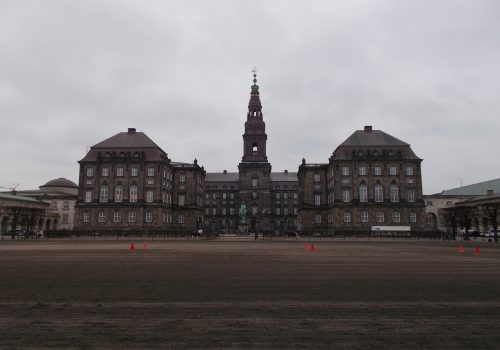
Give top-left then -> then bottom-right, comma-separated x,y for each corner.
284,170 -> 288,174
364,125 -> 372,132
223,170 -> 227,174
487,189 -> 494,196
128,128 -> 136,134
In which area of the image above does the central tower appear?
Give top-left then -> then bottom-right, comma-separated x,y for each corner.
238,71 -> 272,231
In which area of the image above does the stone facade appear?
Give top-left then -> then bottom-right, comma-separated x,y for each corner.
74,128 -> 205,234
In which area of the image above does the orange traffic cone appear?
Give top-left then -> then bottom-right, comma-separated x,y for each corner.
130,243 -> 136,252
458,245 -> 464,253
142,243 -> 148,251
305,243 -> 309,251
474,246 -> 480,255
311,244 -> 315,252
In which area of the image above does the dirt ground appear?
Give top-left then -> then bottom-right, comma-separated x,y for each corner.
0,239 -> 499,349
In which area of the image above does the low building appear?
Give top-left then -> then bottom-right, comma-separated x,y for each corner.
0,193 -> 50,235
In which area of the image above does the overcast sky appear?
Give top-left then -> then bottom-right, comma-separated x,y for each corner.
1,0 -> 499,194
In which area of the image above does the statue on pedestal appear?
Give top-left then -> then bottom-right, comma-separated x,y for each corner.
239,202 -> 247,224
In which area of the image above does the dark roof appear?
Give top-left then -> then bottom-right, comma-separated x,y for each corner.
206,172 -> 239,182
332,126 -> 421,161
40,177 -> 77,189
271,172 -> 298,182
0,193 -> 46,204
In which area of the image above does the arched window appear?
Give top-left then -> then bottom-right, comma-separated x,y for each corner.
390,184 -> 399,202
130,185 -> 138,203
374,184 -> 383,202
100,185 -> 108,203
359,184 -> 368,203
115,185 -> 123,203
252,143 -> 258,156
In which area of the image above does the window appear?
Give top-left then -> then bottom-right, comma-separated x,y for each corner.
178,194 -> 185,206
62,214 -> 69,224
222,193 -> 226,199
147,167 -> 155,177
343,212 -> 351,223
83,212 -> 90,223
230,207 -> 235,215
314,194 -> 321,206
131,167 -> 138,177
178,215 -> 184,224
313,173 -> 321,182
205,208 -> 210,215
147,178 -> 154,185
283,193 -> 289,199
115,185 -> 123,202
98,211 -> 106,223
50,201 -> 58,210
212,193 -> 217,199
426,201 -> 433,206
100,185 -> 108,203
284,207 -> 288,215
252,207 -> 257,215
376,212 -> 384,223
294,207 -> 298,215
113,212 -> 121,223
389,166 -> 397,176
222,208 -> 226,215
359,185 -> 368,203
374,166 -> 382,176
341,167 -> 349,176
314,214 -> 322,224
86,167 -> 94,177
179,174 -> 186,183
407,189 -> 415,203
130,185 -> 138,203
102,167 -> 109,177
406,166 -> 414,176
409,212 -> 417,223
359,165 -> 367,176
116,167 -> 124,177
252,192 -> 257,199
251,177 -> 258,187
128,211 -> 136,223
230,193 -> 235,199
212,208 -> 217,215
63,201 -> 69,210
293,193 -> 298,199
374,184 -> 383,202
85,191 -> 92,203
86,178 -> 93,185
276,207 -> 281,215
342,190 -> 350,203
390,185 -> 399,202
361,211 -> 368,223
392,211 -> 400,223
276,193 -> 280,199
146,191 -> 154,203
145,212 -> 152,223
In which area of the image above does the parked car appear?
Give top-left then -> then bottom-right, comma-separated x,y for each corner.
8,229 -> 26,239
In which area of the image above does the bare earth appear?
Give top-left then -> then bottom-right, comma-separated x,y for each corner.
0,239 -> 499,349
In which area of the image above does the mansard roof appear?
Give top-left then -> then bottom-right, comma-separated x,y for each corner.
205,172 -> 239,182
331,126 -> 421,161
270,171 -> 298,182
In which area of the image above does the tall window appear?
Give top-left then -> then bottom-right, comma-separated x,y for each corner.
178,194 -> 185,206
145,212 -> 152,223
376,212 -> 384,223
116,167 -> 124,177
222,208 -> 226,215
359,185 -> 368,202
86,167 -> 94,177
63,201 -> 69,210
98,211 -> 106,223
205,208 -> 210,215
147,167 -> 155,177
146,191 -> 154,203
178,215 -> 184,224
407,189 -> 415,202
252,207 -> 257,215
130,185 -> 138,203
390,185 -> 399,202
359,165 -> 367,176
83,212 -> 90,223
50,201 -> 58,210
252,192 -> 257,199
343,212 -> 351,223
374,184 -> 383,202
341,167 -> 349,176
128,211 -> 136,223
284,207 -> 288,215
314,194 -> 321,206
179,174 -> 186,183
389,166 -> 397,176
392,211 -> 400,223
230,207 -> 235,215
313,173 -> 320,182
102,167 -> 109,177
113,212 -> 121,223
62,214 -> 68,223
251,177 -> 258,187
85,191 -> 92,203
276,207 -> 281,215
406,166 -> 414,176
314,214 -> 322,224
361,211 -> 368,223
409,212 -> 417,223
100,185 -> 108,203
131,167 -> 138,177
115,185 -> 123,202
374,166 -> 382,176
342,190 -> 350,203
